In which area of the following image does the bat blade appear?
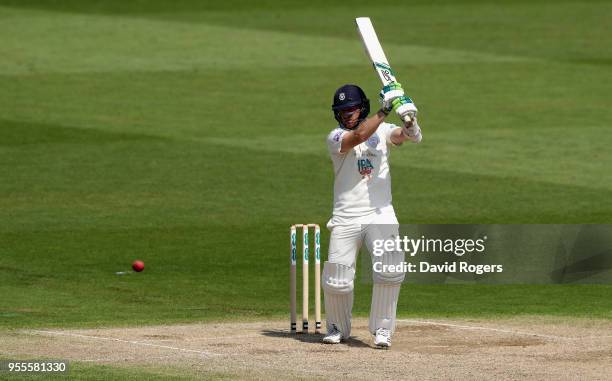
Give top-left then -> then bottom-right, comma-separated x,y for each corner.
355,17 -> 397,85
356,16 -> 415,123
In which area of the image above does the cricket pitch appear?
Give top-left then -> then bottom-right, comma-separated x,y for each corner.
2,317 -> 611,380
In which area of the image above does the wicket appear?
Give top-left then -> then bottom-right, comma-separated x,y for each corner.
290,224 -> 321,334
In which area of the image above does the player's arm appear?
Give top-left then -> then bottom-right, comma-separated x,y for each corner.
340,109 -> 388,153
340,83 -> 404,153
390,117 -> 422,145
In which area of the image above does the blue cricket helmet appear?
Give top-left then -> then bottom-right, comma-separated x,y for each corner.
331,84 -> 370,129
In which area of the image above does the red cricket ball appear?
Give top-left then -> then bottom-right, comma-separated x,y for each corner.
132,260 -> 145,272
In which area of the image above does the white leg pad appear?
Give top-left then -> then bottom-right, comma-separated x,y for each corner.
322,262 -> 355,338
324,292 -> 354,339
368,283 -> 401,335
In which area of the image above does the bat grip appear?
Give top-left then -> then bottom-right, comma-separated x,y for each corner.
401,112 -> 416,124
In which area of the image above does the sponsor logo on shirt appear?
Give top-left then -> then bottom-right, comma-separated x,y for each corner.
357,158 -> 374,179
333,131 -> 342,142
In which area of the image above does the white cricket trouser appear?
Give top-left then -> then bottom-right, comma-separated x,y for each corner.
325,205 -> 404,335
326,205 -> 399,268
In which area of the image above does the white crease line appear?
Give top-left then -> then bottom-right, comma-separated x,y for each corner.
28,330 -> 221,357
137,333 -> 262,343
397,319 -> 582,340
81,354 -> 176,362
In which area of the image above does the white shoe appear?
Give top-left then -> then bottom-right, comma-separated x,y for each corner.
374,328 -> 391,348
322,325 -> 343,344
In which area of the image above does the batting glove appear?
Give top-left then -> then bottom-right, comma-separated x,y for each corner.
379,82 -> 404,114
392,95 -> 418,122
402,118 -> 422,143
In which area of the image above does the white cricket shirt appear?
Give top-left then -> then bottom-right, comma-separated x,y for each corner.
326,122 -> 401,220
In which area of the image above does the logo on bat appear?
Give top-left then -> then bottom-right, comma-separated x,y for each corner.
374,62 -> 395,82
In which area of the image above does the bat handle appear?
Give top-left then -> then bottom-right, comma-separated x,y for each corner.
401,112 -> 416,124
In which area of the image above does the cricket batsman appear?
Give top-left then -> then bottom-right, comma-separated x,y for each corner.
322,83 -> 421,348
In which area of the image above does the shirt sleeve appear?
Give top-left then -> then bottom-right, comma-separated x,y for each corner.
380,122 -> 402,146
326,128 -> 347,155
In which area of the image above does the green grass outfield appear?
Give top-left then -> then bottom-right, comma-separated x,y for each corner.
1,0 -> 611,335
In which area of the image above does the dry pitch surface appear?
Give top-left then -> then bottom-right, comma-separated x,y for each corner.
2,317 -> 611,380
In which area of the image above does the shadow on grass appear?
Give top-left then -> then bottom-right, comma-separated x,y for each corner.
261,329 -> 370,348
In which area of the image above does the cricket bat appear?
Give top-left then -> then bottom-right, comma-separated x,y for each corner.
355,17 -> 416,123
